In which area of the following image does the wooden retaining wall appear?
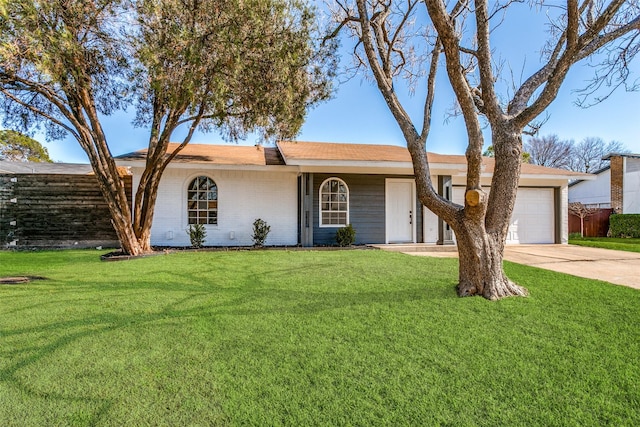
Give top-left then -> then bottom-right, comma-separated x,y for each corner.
0,174 -> 132,248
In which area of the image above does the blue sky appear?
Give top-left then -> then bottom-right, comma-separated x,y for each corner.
41,71 -> 640,164
30,5 -> 640,163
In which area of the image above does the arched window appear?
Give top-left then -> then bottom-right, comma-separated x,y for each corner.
187,176 -> 218,225
319,177 -> 349,227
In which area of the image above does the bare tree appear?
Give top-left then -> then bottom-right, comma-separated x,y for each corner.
332,0 -> 640,299
569,137 -> 630,173
568,202 -> 600,237
525,134 -> 574,169
1,0 -> 334,255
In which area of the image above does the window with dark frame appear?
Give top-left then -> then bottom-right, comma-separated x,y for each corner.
187,176 -> 218,225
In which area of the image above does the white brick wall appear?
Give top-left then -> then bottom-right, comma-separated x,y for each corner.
132,167 -> 299,247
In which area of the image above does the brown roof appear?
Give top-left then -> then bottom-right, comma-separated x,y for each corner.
277,140 -> 412,162
277,140 -> 475,164
278,141 -> 587,177
117,141 -> 588,177
117,143 -> 285,166
484,157 -> 587,177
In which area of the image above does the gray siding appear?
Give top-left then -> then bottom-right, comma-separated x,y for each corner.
312,174 -> 423,245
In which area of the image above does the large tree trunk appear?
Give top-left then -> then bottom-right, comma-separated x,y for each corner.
455,224 -> 528,300
451,128 -> 528,299
409,126 -> 530,300
133,167 -> 164,253
90,158 -> 145,256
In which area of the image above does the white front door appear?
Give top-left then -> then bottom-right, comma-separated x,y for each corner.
386,179 -> 416,243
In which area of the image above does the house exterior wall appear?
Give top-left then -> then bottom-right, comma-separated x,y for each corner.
558,184 -> 569,244
623,157 -> 640,213
310,173 -> 423,245
132,167 -> 298,247
568,169 -> 611,207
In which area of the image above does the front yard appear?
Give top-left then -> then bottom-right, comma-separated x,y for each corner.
1,249 -> 639,426
569,236 -> 640,253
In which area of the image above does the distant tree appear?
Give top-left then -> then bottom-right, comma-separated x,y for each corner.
0,0 -> 335,255
524,135 -> 574,169
568,202 -> 600,237
0,130 -> 52,162
569,137 -> 630,173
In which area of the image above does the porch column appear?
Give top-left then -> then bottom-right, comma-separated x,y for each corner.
299,173 -> 313,247
437,175 -> 454,245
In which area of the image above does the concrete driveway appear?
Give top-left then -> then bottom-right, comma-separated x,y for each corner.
389,244 -> 640,290
503,245 -> 640,289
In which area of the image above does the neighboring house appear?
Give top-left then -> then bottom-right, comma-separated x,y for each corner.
116,141 -> 588,247
569,153 -> 640,214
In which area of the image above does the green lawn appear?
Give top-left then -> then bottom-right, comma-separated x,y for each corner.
1,249 -> 639,426
569,236 -> 640,253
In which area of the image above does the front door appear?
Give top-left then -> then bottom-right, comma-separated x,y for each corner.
386,179 -> 415,243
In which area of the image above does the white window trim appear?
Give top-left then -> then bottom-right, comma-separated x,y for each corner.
319,177 -> 349,228
186,175 -> 219,227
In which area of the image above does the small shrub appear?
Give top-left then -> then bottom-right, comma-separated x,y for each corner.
568,232 -> 583,240
252,218 -> 271,247
336,224 -> 356,247
187,224 -> 207,248
609,214 -> 640,238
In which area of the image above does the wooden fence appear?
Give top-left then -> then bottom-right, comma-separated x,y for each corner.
568,208 -> 613,237
0,174 -> 132,248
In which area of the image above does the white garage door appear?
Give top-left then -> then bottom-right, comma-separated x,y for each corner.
507,188 -> 555,244
451,187 -> 555,244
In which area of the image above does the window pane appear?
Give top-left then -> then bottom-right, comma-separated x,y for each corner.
188,176 -> 219,227
320,178 -> 349,225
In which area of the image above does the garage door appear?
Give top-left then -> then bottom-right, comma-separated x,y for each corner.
452,187 -> 555,244
507,188 -> 555,244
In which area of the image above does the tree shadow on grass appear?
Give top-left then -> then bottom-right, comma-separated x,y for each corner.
0,271 -> 458,425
